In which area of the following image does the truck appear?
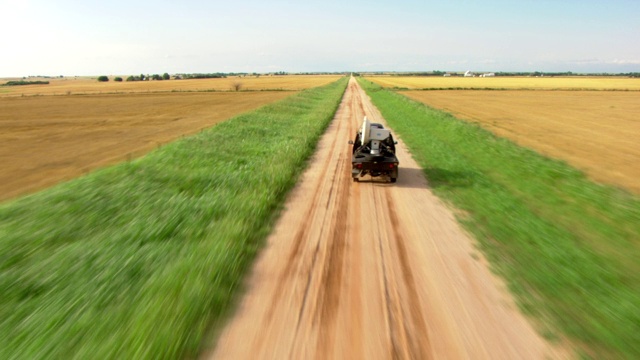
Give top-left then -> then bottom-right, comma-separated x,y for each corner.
349,117 -> 399,183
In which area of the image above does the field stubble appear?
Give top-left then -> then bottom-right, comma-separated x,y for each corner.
0,91 -> 292,201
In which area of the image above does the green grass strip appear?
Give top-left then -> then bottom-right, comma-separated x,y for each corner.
0,77 -> 348,359
358,78 -> 640,358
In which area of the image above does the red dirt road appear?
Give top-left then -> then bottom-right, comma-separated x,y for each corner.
208,78 -> 565,359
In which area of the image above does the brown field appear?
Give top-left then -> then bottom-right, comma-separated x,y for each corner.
400,90 -> 640,193
367,75 -> 640,91
0,91 -> 292,201
0,75 -> 342,97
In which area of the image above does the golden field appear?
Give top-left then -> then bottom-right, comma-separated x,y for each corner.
0,91 -> 293,201
0,75 -> 342,97
367,76 -> 640,91
401,90 -> 640,193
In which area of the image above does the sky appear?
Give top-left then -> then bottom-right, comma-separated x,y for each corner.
1,0 -> 639,76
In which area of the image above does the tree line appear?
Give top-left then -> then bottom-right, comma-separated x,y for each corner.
97,73 -> 172,82
2,80 -> 50,86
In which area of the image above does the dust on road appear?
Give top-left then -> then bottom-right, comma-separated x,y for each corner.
208,78 -> 566,359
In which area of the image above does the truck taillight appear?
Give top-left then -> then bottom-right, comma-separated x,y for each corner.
389,163 -> 396,168
356,164 -> 362,169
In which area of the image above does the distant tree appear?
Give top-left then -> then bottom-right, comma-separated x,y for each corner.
126,75 -> 135,81
114,77 -> 123,82
151,74 -> 162,80
97,76 -> 109,82
140,73 -> 146,81
232,81 -> 243,91
162,72 -> 170,80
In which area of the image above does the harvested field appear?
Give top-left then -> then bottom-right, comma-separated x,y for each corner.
0,75 -> 342,97
400,90 -> 640,193
0,91 -> 292,201
367,76 -> 640,91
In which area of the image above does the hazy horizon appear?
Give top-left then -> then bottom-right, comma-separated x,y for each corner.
1,0 -> 638,77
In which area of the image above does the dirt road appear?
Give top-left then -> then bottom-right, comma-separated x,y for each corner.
208,78 -> 564,359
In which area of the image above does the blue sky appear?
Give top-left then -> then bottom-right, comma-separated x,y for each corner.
1,0 -> 638,76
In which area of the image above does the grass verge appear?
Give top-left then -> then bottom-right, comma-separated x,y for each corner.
358,78 -> 640,358
0,77 -> 348,359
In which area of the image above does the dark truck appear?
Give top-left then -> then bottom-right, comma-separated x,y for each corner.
349,117 -> 399,183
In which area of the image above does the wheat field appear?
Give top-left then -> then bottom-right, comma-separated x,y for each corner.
367,76 -> 640,91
